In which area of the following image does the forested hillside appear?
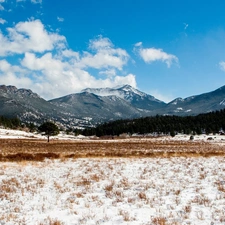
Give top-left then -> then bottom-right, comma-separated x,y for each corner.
0,116 -> 21,129
1,109 -> 225,137
82,109 -> 225,137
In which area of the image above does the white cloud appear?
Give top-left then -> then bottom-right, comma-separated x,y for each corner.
0,19 -> 66,56
134,42 -> 142,47
0,0 -> 5,9
57,17 -> 64,22
18,36 -> 136,99
0,0 -> 4,10
135,43 -> 178,68
184,23 -> 188,30
61,49 -> 79,60
89,36 -> 113,50
78,50 -> 128,70
21,52 -> 64,72
0,19 -> 135,99
219,61 -> 225,72
0,60 -> 32,87
16,0 -> 42,3
31,0 -> 42,4
113,74 -> 136,88
0,59 -> 13,72
99,69 -> 116,77
0,59 -> 26,74
20,51 -> 136,99
77,36 -> 129,70
0,18 -> 6,24
139,48 -> 178,68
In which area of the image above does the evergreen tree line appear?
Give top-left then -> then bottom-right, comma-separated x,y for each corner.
82,109 -> 225,137
0,116 -> 21,129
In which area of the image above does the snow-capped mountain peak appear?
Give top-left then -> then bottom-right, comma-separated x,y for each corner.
117,85 -> 147,97
82,85 -> 160,102
80,85 -> 166,111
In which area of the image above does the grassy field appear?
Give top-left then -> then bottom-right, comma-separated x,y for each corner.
0,137 -> 224,161
1,137 -> 225,224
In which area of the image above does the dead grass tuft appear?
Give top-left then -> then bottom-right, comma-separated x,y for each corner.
151,217 -> 167,225
38,218 -> 65,225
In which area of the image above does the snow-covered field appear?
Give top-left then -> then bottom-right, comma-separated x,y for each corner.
1,128 -> 225,224
1,157 -> 225,225
0,128 -> 86,140
1,127 -> 225,144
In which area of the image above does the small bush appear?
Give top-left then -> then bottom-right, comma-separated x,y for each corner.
190,135 -> 194,140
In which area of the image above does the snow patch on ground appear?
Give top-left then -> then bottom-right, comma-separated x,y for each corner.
0,128 -> 86,140
1,128 -> 225,144
0,128 -> 42,139
1,157 -> 225,224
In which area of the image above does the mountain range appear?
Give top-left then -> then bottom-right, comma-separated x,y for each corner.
0,84 -> 225,129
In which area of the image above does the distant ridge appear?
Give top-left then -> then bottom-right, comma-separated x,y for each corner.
0,84 -> 225,128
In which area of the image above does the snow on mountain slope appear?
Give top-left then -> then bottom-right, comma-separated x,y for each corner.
169,98 -> 184,105
220,99 -> 225,105
82,84 -> 163,103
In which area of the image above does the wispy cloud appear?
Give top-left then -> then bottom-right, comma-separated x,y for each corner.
134,42 -> 142,47
57,17 -> 64,22
219,61 -> 225,72
31,0 -> 42,4
99,69 -> 116,77
0,18 -> 6,24
135,43 -> 179,68
184,23 -> 188,30
16,0 -> 42,3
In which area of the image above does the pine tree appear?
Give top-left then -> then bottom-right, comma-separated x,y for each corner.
38,121 -> 59,142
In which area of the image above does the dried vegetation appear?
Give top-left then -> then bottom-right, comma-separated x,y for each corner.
0,137 -> 225,224
0,138 -> 224,161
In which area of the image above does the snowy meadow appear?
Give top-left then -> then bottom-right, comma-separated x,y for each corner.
0,129 -> 225,224
1,157 -> 225,225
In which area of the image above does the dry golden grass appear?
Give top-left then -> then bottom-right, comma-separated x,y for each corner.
0,138 -> 224,161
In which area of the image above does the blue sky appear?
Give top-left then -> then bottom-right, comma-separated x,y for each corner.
1,0 -> 225,102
